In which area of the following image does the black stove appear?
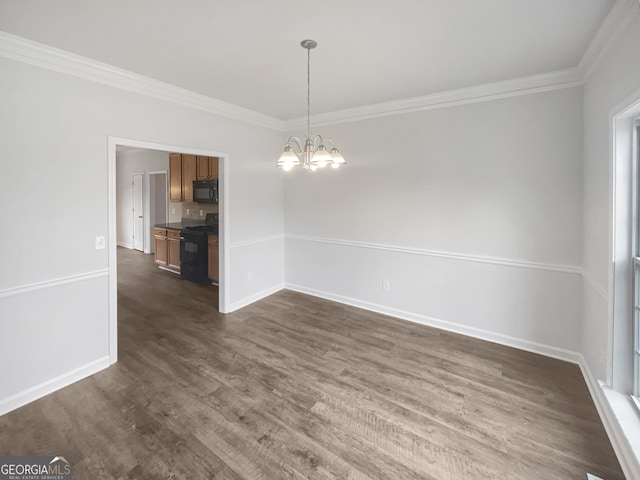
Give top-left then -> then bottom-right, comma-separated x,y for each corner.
182,224 -> 218,235
180,214 -> 218,284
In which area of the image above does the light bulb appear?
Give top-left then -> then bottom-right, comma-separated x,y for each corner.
331,163 -> 340,169
283,163 -> 294,171
312,144 -> 331,168
277,146 -> 300,168
329,148 -> 346,165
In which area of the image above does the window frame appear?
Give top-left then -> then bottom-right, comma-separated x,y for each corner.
633,119 -> 640,399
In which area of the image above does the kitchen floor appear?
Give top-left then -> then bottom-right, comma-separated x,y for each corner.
0,248 -> 623,479
121,246 -> 218,310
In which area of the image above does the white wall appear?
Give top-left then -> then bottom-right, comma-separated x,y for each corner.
0,56 -> 284,415
116,148 -> 169,251
582,12 -> 640,385
285,87 -> 584,356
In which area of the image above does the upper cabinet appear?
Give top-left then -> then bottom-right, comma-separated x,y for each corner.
169,153 -> 197,202
196,156 -> 219,180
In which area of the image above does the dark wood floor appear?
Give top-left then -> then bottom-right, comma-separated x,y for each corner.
0,248 -> 624,479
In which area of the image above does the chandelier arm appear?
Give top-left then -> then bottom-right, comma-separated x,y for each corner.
286,136 -> 304,153
320,137 -> 336,148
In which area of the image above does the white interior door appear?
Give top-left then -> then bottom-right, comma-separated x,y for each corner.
133,173 -> 144,251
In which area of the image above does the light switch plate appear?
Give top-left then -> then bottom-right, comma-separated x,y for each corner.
95,236 -> 106,250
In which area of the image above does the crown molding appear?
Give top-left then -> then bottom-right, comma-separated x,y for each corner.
283,68 -> 582,131
0,31 -> 285,131
1,0 -> 639,133
579,0 -> 640,81
283,0 -> 640,130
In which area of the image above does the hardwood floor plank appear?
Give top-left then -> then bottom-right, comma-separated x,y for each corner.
0,248 -> 624,479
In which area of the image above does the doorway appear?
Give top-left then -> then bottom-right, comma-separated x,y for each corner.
108,137 -> 229,364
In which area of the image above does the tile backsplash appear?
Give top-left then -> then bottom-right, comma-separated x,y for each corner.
168,202 -> 182,223
181,202 -> 218,220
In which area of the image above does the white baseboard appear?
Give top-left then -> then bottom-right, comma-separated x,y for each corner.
158,265 -> 180,274
578,355 -> 640,480
228,283 -> 284,312
0,355 -> 110,417
285,283 -> 581,364
117,242 -> 133,249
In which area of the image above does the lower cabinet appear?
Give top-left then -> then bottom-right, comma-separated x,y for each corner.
208,235 -> 219,283
154,227 -> 180,272
167,229 -> 181,271
154,228 -> 168,266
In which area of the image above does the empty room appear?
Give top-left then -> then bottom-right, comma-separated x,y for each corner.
1,1 -> 640,479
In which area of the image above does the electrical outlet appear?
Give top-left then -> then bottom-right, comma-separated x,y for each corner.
382,280 -> 391,292
95,236 -> 106,250
171,208 -> 176,215
199,209 -> 204,216
186,208 -> 190,215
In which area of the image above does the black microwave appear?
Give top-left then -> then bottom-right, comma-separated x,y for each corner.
193,179 -> 218,204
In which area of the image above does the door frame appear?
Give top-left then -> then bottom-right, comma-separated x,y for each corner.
107,136 -> 230,364
132,172 -> 145,252
147,170 -> 168,254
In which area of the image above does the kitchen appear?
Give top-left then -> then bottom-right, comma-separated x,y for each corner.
116,149 -> 220,293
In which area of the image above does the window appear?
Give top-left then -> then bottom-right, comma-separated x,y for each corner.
611,101 -> 640,399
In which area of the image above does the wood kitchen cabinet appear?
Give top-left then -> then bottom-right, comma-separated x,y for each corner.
167,229 -> 181,271
208,235 -> 219,283
154,227 -> 180,272
169,153 -> 197,202
196,156 -> 219,180
154,228 -> 168,266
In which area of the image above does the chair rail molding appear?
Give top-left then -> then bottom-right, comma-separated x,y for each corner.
285,234 -> 582,275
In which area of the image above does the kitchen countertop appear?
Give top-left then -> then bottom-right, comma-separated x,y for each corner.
154,222 -> 186,230
154,222 -> 218,235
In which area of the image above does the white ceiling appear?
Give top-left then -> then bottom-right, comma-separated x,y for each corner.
0,0 -> 617,120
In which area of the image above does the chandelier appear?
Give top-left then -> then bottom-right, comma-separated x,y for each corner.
276,39 -> 346,171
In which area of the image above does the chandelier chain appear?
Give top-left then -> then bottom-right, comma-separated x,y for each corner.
307,45 -> 311,139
